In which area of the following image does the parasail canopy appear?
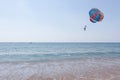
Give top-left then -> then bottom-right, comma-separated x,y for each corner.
89,8 -> 104,23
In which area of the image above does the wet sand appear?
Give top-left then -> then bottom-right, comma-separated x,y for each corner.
0,58 -> 120,80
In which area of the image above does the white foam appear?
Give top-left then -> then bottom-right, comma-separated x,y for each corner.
0,58 -> 120,80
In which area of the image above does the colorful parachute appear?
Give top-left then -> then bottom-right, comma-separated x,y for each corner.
89,8 -> 104,23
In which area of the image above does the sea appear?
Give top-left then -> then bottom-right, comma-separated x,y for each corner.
0,42 -> 120,62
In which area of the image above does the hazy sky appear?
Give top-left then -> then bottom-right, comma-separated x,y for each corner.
0,0 -> 120,42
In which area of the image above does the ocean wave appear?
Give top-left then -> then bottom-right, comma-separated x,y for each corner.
0,52 -> 120,62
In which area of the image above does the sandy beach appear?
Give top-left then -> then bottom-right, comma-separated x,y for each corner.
0,58 -> 120,80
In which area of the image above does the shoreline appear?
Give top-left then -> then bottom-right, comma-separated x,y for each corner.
0,58 -> 120,80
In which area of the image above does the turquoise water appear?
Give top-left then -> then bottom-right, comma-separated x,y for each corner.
0,42 -> 120,62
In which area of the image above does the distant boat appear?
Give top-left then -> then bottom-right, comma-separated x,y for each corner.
29,42 -> 33,44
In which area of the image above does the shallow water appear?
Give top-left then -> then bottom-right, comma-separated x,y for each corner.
0,58 -> 120,80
